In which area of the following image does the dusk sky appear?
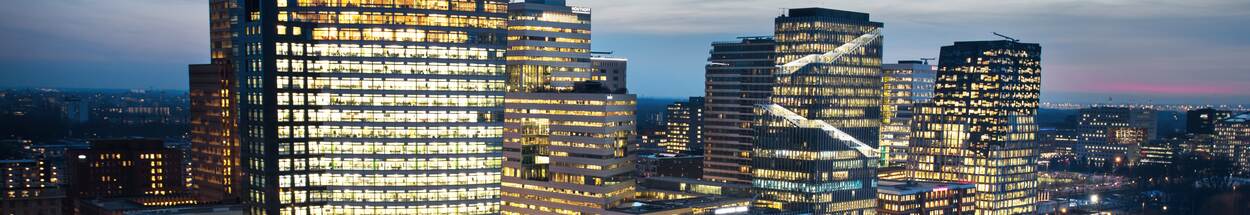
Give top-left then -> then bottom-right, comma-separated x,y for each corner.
2,0 -> 1248,104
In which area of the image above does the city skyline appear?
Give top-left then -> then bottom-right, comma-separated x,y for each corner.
3,0 -> 1250,104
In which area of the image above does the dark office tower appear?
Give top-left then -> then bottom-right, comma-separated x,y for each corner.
772,8 -> 884,148
703,37 -> 775,184
506,0 -> 593,92
190,0 -> 239,204
662,97 -> 704,155
189,64 -> 239,204
232,1 -> 508,214
591,53 -> 628,92
752,8 -> 882,213
909,40 -> 1042,214
879,60 -> 936,168
1075,107 -> 1157,167
1215,113 -> 1250,175
66,140 -> 186,202
1188,108 -> 1233,135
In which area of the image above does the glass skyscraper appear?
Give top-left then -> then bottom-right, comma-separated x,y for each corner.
908,40 -> 1042,214
752,8 -> 882,214
879,61 -> 936,168
703,37 -> 775,184
233,0 -> 509,214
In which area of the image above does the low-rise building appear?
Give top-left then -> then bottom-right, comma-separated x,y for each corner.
876,180 -> 975,215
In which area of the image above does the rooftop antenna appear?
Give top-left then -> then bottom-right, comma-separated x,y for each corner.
993,32 -> 1020,42
920,58 -> 935,65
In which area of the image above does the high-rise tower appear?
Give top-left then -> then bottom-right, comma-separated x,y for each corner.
909,39 -> 1042,214
752,8 -> 882,214
232,0 -> 509,214
703,37 -> 776,184
879,61 -> 935,167
190,0 -> 240,203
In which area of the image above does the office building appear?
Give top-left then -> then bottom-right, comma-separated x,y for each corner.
1139,139 -> 1176,166
638,154 -> 703,179
592,53 -> 628,92
702,36 -> 775,184
506,0 -> 593,92
750,8 -> 883,213
879,60 -> 936,167
231,0 -> 509,214
876,180 -> 975,215
0,159 -> 63,215
772,8 -> 884,148
499,91 -> 637,214
1075,107 -> 1156,167
188,64 -> 240,203
753,104 -> 880,213
909,39 -> 1042,214
1188,108 -> 1234,135
66,139 -> 188,214
662,97 -> 704,155
1215,112 -> 1250,175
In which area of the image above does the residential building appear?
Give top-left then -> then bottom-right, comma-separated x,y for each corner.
662,97 -> 704,155
908,39 -> 1042,214
0,159 -> 63,215
702,36 -> 775,184
879,60 -> 936,167
876,180 -> 975,215
188,64 -> 239,203
231,0 -> 510,214
66,139 -> 188,214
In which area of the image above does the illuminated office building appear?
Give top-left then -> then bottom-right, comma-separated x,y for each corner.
876,180 -> 975,215
752,104 -> 879,213
189,0 -> 240,204
879,60 -> 936,168
702,36 -> 775,184
1075,107 -> 1156,167
1138,139 -> 1176,166
232,0 -> 509,214
662,97 -> 704,155
66,139 -> 188,214
750,8 -> 883,213
1215,112 -> 1250,175
506,0 -> 593,92
500,90 -> 637,214
1188,108 -> 1234,135
591,53 -> 628,92
909,40 -> 1042,214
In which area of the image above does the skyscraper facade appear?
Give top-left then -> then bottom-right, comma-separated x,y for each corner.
232,0 -> 509,214
190,0 -> 239,204
702,37 -> 775,184
879,60 -> 936,168
772,8 -> 884,148
751,8 -> 883,214
506,0 -> 593,92
499,91 -> 637,214
662,97 -> 704,155
909,40 -> 1042,214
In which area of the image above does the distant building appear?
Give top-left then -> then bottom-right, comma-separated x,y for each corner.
63,97 -> 90,123
66,139 -> 188,213
638,154 -> 703,179
1188,108 -> 1234,135
662,97 -> 704,155
0,159 -> 64,215
1075,107 -> 1156,167
592,53 -> 628,92
876,180 -> 975,215
1214,112 -> 1250,175
702,36 -> 775,184
909,39 -> 1042,214
879,60 -> 936,167
1139,139 -> 1177,166
1039,128 -> 1079,159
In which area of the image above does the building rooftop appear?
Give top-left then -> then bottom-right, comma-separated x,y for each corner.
877,180 -> 975,195
608,195 -> 750,214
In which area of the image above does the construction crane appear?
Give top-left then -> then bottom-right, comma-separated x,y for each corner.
993,32 -> 1020,42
